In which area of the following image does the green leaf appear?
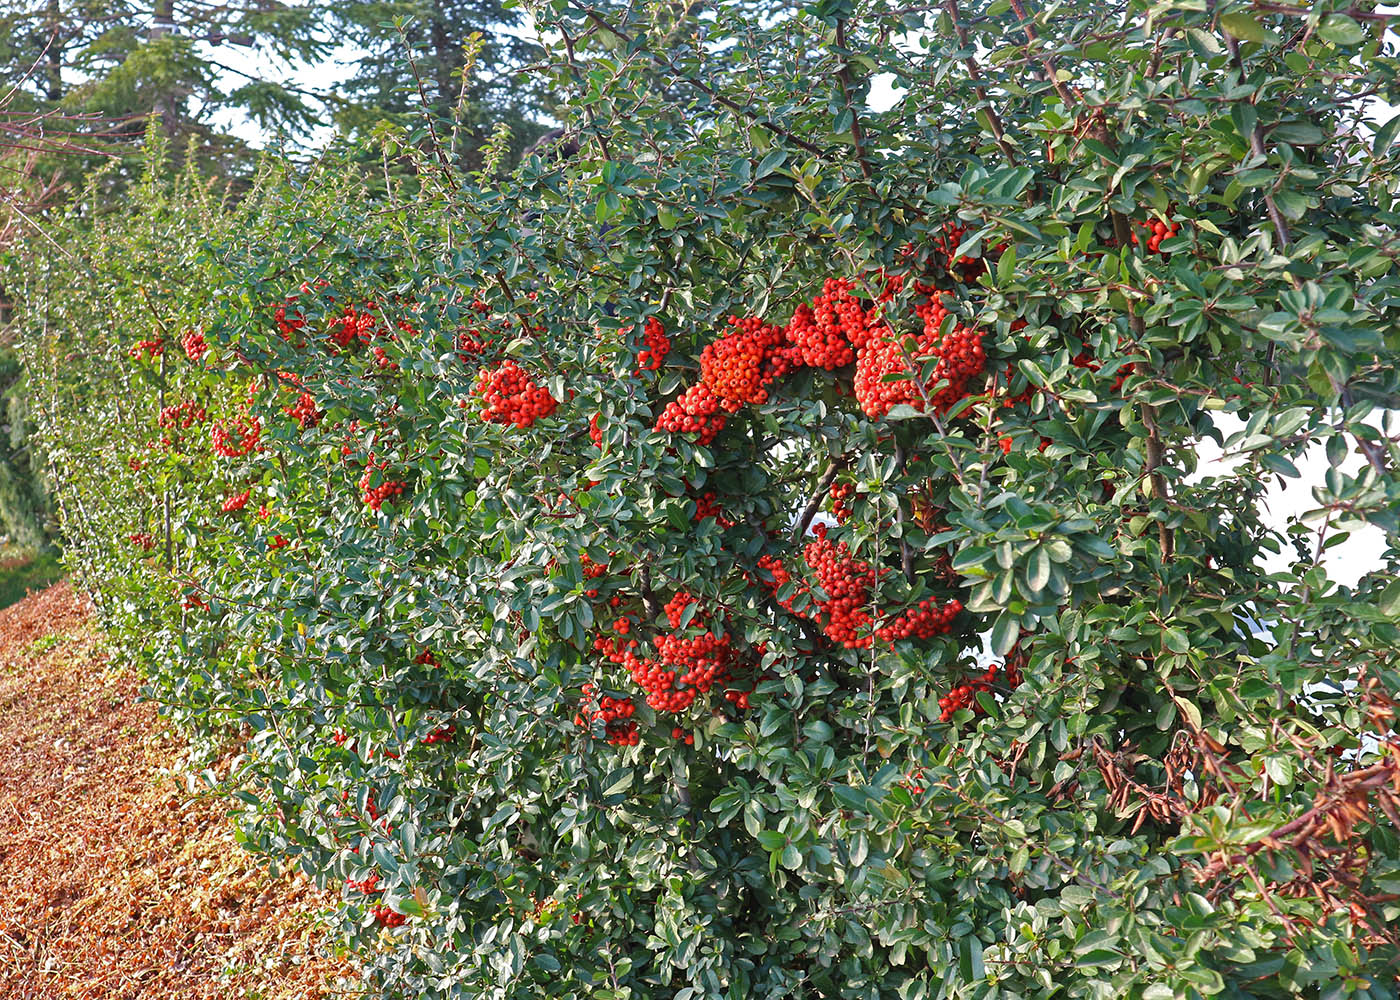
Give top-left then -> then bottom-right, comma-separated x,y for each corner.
990,612 -> 1020,656
1318,14 -> 1366,46
996,245 -> 1017,286
958,935 -> 986,982
1219,12 -> 1269,44
601,768 -> 633,797
1378,579 -> 1400,618
755,149 -> 787,179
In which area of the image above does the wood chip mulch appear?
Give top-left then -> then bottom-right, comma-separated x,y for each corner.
0,582 -> 360,1000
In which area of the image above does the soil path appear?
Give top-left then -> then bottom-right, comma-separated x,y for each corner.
0,582 -> 353,999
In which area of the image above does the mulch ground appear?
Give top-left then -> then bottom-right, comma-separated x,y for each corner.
0,582 -> 358,1000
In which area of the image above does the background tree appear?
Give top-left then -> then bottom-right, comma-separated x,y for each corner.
0,0 -> 330,163
325,0 -> 555,167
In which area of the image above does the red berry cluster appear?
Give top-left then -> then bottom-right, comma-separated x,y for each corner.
785,278 -> 879,369
700,316 -> 803,408
128,338 -> 165,362
181,330 -> 207,362
874,598 -> 963,643
371,345 -> 399,371
158,399 -> 207,430
937,660 -> 1024,722
286,391 -> 322,429
474,361 -> 557,428
129,532 -> 155,550
693,491 -> 728,525
933,221 -> 1000,282
588,593 -> 750,730
211,418 -> 262,458
347,871 -> 381,895
370,904 -> 407,928
274,299 -> 306,341
1131,217 -> 1181,256
222,490 -> 251,514
422,723 -> 456,745
654,384 -> 727,444
327,304 -> 380,350
657,256 -> 990,442
1071,347 -> 1135,394
359,457 -> 406,511
573,682 -> 639,745
414,648 -> 439,667
269,534 -> 290,549
853,295 -> 984,419
755,525 -> 962,650
829,482 -> 853,523
802,532 -> 880,648
634,316 -> 671,373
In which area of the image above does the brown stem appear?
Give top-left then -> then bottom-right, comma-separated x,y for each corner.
792,456 -> 846,544
1005,0 -> 1079,107
559,23 -> 613,162
834,20 -> 873,181
1108,212 -> 1174,558
943,0 -> 1018,164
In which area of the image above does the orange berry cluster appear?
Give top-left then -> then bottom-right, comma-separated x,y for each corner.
181,330 -> 207,362
937,660 -> 1023,722
474,360 -> 557,429
573,682 -> 639,746
634,316 -> 671,373
211,417 -> 262,458
699,315 -> 802,407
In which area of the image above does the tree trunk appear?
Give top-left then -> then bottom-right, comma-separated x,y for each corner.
44,0 -> 62,102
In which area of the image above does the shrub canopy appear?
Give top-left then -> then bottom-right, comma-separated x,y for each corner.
14,1 -> 1400,997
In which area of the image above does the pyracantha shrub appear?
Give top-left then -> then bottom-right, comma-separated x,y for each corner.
18,5 -> 1400,1000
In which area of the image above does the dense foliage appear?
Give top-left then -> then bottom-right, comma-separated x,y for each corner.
14,1 -> 1400,997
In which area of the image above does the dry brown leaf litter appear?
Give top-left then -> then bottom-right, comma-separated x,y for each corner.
0,582 -> 360,1000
